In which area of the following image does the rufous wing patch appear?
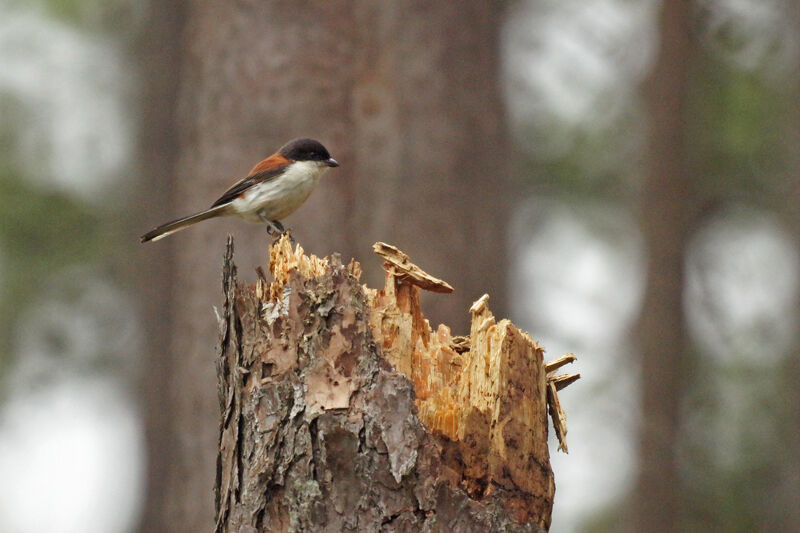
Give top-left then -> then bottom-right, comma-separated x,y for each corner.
249,153 -> 290,174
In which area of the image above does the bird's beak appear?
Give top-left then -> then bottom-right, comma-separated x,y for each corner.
326,158 -> 339,167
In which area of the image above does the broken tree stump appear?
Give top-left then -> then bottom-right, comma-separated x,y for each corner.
215,235 -> 578,532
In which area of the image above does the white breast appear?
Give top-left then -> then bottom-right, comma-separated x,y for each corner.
230,161 -> 329,223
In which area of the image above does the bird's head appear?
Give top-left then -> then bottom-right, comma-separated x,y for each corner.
279,138 -> 339,167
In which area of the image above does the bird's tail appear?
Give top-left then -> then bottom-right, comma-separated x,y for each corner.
140,205 -> 230,243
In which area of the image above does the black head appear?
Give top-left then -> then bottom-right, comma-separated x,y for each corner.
279,138 -> 339,167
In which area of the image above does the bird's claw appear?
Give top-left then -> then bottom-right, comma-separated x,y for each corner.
264,219 -> 294,244
265,220 -> 285,236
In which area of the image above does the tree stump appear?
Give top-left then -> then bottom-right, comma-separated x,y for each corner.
215,235 -> 578,532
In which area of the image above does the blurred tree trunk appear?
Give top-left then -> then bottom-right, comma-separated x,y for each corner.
783,185 -> 800,526
133,1 -> 185,531
343,2 -> 510,330
632,1 -> 695,531
139,2 -> 510,531
782,37 -> 800,532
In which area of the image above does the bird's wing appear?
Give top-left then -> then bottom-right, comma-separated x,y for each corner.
248,152 -> 291,174
210,164 -> 290,208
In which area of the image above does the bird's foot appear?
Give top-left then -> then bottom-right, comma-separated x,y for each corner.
258,211 -> 292,242
264,219 -> 285,236
263,219 -> 295,244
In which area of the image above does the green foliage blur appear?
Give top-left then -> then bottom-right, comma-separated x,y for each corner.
0,166 -> 106,376
689,57 -> 792,204
0,0 -> 125,381
8,0 -> 131,29
519,16 -> 797,533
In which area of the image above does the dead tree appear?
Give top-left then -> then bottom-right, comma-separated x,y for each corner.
215,236 -> 578,532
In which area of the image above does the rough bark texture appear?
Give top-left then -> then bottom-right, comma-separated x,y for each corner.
215,236 -> 576,532
632,1 -> 695,531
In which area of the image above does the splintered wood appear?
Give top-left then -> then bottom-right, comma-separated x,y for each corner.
261,233 -> 361,302
369,241 -> 579,457
367,241 -> 582,521
368,242 -> 580,523
216,234 -> 579,532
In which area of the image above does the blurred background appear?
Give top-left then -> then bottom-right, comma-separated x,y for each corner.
0,0 -> 798,532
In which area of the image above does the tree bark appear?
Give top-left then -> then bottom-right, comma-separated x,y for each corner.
149,3 -> 511,530
214,236 -> 576,532
632,1 -> 695,531
132,1 -> 185,530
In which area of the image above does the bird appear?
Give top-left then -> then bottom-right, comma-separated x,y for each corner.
140,138 -> 339,243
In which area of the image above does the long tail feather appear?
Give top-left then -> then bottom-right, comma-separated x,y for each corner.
140,205 -> 230,243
